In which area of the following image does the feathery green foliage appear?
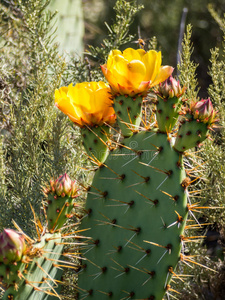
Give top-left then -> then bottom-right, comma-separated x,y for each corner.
178,24 -> 199,100
176,5 -> 225,300
0,0 -> 83,234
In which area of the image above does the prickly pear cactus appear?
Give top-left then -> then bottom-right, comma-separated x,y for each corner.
53,48 -> 217,299
75,80 -> 217,298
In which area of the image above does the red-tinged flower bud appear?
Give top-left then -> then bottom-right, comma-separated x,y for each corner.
55,182 -> 63,196
158,76 -> 185,99
190,98 -> 217,125
61,173 -> 72,195
47,173 -> 78,198
55,174 -> 71,195
0,229 -> 26,264
71,181 -> 78,198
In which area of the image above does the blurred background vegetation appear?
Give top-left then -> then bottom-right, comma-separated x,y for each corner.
0,0 -> 225,299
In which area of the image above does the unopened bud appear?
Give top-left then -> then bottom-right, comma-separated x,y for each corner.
190,98 -> 218,125
46,173 -> 78,198
158,76 -> 185,99
0,229 -> 26,264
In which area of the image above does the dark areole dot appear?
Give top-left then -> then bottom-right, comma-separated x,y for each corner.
120,174 -> 126,180
117,245 -> 122,252
173,195 -> 179,202
102,191 -> 108,197
153,199 -> 159,205
128,200 -> 134,207
88,289 -> 93,295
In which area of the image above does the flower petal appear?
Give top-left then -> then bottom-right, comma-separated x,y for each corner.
150,66 -> 174,87
123,48 -> 146,62
127,60 -> 146,86
55,81 -> 116,127
107,50 -> 122,69
142,50 -> 160,82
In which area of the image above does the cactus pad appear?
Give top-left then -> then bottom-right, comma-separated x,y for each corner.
78,129 -> 188,299
2,232 -> 64,300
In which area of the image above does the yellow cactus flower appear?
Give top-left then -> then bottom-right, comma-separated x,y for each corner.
55,81 -> 116,127
101,48 -> 174,97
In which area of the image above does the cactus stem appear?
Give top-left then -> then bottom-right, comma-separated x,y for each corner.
50,202 -> 67,232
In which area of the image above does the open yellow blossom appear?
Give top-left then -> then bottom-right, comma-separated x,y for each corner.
101,48 -> 174,97
55,81 -> 116,127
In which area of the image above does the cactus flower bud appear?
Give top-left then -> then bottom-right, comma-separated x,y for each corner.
55,181 -> 64,196
56,173 -> 71,196
0,229 -> 26,264
158,76 -> 185,98
190,98 -> 217,125
48,173 -> 78,198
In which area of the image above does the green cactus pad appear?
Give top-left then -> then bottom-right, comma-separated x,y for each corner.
0,261 -> 26,287
156,96 -> 182,133
114,95 -> 143,137
81,125 -> 110,163
3,232 -> 64,300
174,114 -> 209,152
78,130 -> 188,300
46,194 -> 75,231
